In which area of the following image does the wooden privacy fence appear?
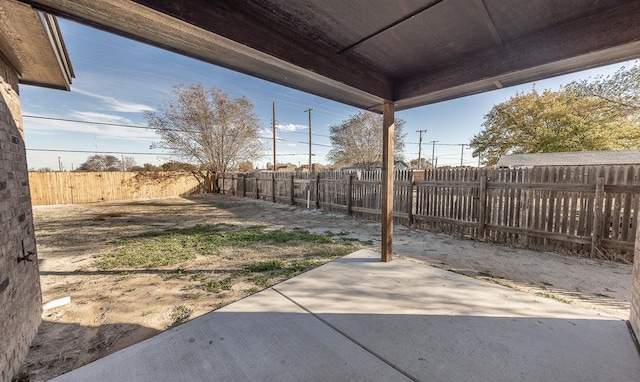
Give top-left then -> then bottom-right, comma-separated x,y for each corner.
218,165 -> 640,263
29,171 -> 204,205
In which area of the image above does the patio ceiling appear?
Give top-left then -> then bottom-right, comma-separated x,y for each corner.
18,0 -> 640,112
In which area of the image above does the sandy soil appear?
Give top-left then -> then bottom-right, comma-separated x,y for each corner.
19,194 -> 634,381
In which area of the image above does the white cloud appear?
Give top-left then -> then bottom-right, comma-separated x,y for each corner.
277,123 -> 307,132
24,116 -> 157,141
73,88 -> 155,113
70,111 -> 134,125
260,128 -> 273,138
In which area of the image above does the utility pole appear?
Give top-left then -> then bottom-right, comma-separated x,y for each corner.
304,108 -> 313,209
272,102 -> 276,171
58,157 -> 63,172
459,144 -> 465,167
304,108 -> 313,173
430,140 -> 438,170
416,129 -> 427,169
429,140 -> 438,180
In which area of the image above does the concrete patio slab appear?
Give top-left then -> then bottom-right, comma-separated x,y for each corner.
52,249 -> 639,382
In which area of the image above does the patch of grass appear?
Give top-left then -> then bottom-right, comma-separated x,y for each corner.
114,271 -> 133,282
183,292 -> 204,300
98,237 -> 195,269
249,275 -> 270,288
96,224 -> 337,269
190,271 -> 206,281
312,242 -> 360,258
165,267 -> 187,279
170,304 -> 192,324
12,370 -> 30,382
200,278 -> 234,293
244,260 -> 285,272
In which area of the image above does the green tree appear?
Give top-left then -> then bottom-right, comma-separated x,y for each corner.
328,111 -> 406,170
75,155 -> 122,172
470,64 -> 640,166
145,84 -> 264,190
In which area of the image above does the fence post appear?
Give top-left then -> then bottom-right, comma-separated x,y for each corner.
316,174 -> 321,209
242,174 -> 246,197
222,173 -> 226,195
291,174 -> 295,205
408,172 -> 414,224
477,175 -> 487,239
271,172 -> 276,203
347,174 -> 353,215
231,174 -> 236,196
591,177 -> 605,257
256,178 -> 259,200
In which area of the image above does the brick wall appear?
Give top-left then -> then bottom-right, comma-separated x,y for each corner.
631,224 -> 640,338
0,57 -> 42,381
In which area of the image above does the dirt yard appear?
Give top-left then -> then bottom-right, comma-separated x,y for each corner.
19,194 -> 634,381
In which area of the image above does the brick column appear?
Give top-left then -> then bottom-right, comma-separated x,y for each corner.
0,55 -> 42,380
631,224 -> 640,338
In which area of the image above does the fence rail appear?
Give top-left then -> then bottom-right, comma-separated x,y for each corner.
218,166 -> 640,263
29,171 -> 204,205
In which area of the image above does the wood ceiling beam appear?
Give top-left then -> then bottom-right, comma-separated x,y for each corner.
395,1 -> 640,108
129,0 -> 393,100
337,0 -> 445,54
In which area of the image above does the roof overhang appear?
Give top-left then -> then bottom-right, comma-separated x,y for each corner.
0,0 -> 73,90
16,0 -> 640,111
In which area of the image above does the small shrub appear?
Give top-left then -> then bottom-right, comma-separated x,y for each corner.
170,305 -> 192,324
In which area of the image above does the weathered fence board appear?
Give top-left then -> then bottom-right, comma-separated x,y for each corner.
29,171 -> 203,205
219,165 -> 640,263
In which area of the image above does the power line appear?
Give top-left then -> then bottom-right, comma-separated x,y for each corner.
27,148 -> 176,156
277,127 -> 332,138
23,114 -> 161,130
23,114 -> 334,148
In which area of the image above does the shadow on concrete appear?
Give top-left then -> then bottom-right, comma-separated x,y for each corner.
48,309 -> 640,382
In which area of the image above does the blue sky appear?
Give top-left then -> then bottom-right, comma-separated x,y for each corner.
21,18 -> 636,171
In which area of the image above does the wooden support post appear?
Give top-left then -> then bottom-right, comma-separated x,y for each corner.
256,178 -> 259,200
291,174 -> 295,205
381,102 -> 394,262
272,172 -> 276,203
231,174 -> 236,196
477,175 -> 487,239
591,177 -> 605,257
